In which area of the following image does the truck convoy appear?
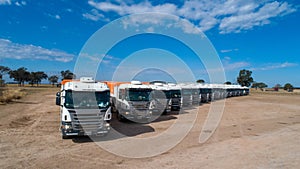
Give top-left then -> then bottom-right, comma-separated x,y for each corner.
56,77 -> 112,139
56,78 -> 250,139
105,81 -> 153,122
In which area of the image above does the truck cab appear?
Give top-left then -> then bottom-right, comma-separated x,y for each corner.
199,84 -> 212,103
56,77 -> 111,139
149,83 -> 171,114
167,84 -> 182,110
107,81 -> 153,122
179,84 -> 193,107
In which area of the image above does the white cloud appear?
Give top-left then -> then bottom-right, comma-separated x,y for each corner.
222,56 -> 250,71
88,0 -> 177,16
47,14 -> 61,20
220,49 -> 239,53
80,53 -> 119,65
0,39 -> 74,62
219,1 -> 296,33
83,9 -> 107,21
0,0 -> 25,6
224,61 -> 250,70
221,55 -> 250,71
86,0 -> 297,34
252,62 -> 298,71
120,14 -> 201,34
55,15 -> 61,20
66,8 -> 72,12
0,0 -> 12,5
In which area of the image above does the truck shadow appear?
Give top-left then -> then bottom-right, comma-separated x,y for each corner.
72,110 -> 192,143
72,119 -> 155,143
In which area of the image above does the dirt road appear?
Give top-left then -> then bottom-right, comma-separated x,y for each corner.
0,88 -> 299,168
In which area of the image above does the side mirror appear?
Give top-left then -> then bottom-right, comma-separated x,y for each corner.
56,92 -> 61,106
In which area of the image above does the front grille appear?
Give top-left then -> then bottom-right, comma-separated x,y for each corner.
171,99 -> 180,106
69,110 -> 105,132
132,103 -> 149,110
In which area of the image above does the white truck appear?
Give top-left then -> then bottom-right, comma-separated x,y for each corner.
150,81 -> 182,111
178,83 -> 194,107
106,81 -> 153,122
56,77 -> 112,139
166,83 -> 182,110
149,83 -> 171,114
199,84 -> 213,103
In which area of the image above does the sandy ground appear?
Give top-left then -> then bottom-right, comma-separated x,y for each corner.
0,88 -> 299,169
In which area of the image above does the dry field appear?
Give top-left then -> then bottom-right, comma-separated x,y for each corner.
0,87 -> 299,169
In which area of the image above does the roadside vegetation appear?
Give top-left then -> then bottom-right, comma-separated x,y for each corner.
0,88 -> 26,104
0,65 -> 75,87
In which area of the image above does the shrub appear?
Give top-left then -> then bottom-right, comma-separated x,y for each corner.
0,88 -> 26,103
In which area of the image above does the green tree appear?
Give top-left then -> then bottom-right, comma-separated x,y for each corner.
224,81 -> 232,85
9,67 -> 30,86
61,70 -> 75,80
196,79 -> 205,83
237,69 -> 254,87
48,75 -> 59,86
0,66 -> 10,86
29,71 -> 48,86
283,83 -> 293,92
252,82 -> 268,89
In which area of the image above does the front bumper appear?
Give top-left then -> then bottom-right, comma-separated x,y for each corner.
61,122 -> 110,136
121,109 -> 152,119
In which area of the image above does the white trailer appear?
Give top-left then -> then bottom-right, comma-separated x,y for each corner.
56,77 -> 111,139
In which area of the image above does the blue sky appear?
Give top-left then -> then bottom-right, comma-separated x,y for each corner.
0,0 -> 299,87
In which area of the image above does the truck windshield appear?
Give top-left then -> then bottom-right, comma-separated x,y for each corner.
165,90 -> 181,99
152,90 -> 167,99
126,88 -> 151,101
191,89 -> 199,95
200,88 -> 212,94
182,89 -> 192,96
64,90 -> 110,109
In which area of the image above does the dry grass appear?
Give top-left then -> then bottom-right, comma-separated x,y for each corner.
250,88 -> 300,96
0,88 -> 27,104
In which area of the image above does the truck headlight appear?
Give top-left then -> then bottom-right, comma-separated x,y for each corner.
63,124 -> 72,129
